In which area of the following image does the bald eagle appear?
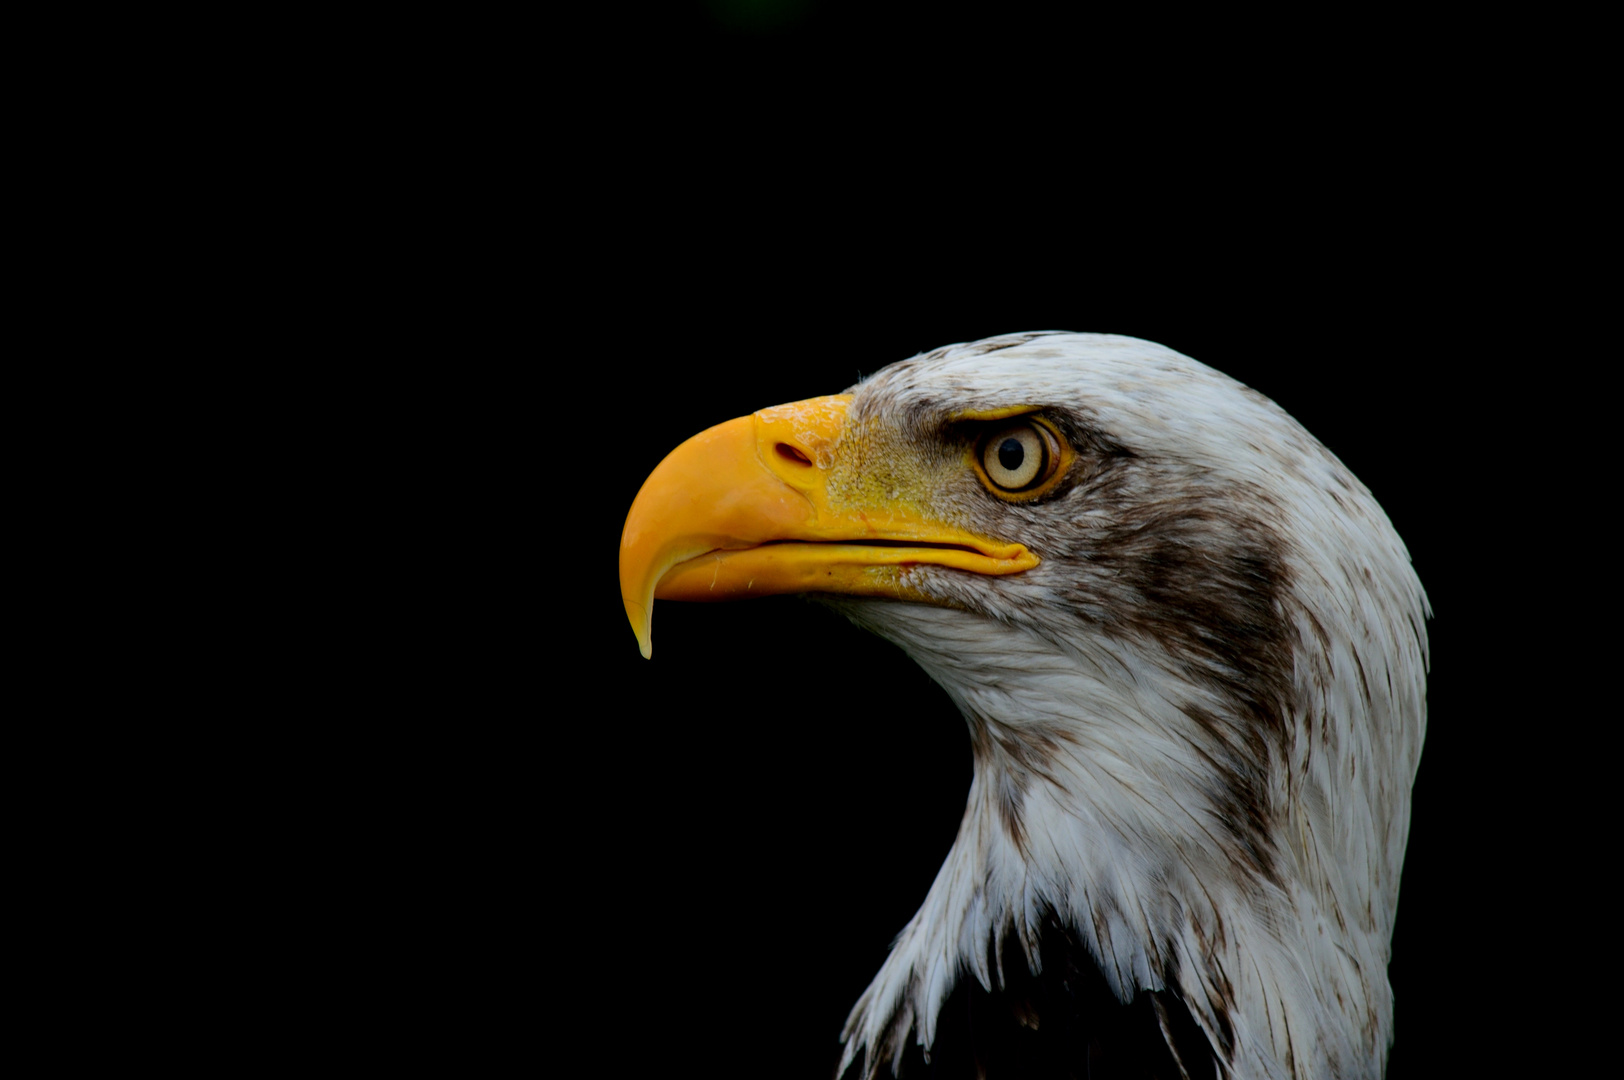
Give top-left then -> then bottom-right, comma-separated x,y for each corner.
619,332 -> 1428,1080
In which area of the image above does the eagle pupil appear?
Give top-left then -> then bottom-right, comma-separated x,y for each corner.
998,438 -> 1025,472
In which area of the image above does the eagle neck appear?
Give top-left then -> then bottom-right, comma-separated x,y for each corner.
828,600 -> 1381,1080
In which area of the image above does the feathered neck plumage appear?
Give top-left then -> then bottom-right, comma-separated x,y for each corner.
826,596 -> 1405,1080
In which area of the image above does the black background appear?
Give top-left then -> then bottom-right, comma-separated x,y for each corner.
240,3 -> 1563,1076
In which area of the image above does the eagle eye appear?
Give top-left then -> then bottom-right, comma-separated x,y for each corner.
977,419 -> 1063,497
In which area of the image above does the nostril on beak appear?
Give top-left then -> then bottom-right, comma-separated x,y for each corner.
776,443 -> 812,466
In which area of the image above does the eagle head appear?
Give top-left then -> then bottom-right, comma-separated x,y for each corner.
619,331 -> 1428,1079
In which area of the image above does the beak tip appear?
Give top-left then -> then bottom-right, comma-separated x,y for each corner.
625,595 -> 654,659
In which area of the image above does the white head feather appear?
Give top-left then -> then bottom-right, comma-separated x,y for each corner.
820,332 -> 1428,1080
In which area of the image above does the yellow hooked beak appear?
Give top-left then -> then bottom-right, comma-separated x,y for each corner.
618,394 -> 1038,657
